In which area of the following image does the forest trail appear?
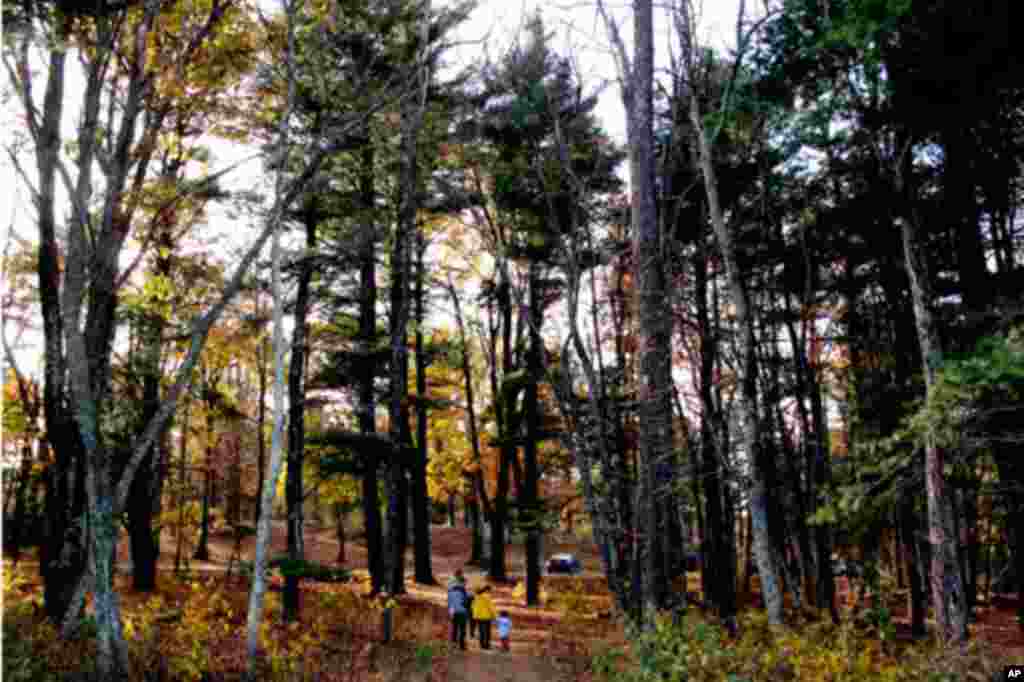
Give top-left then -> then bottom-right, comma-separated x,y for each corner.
445,648 -> 561,682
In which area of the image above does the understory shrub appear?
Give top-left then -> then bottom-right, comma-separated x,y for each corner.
592,609 -> 1010,682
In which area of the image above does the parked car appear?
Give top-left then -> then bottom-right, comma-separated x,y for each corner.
832,558 -> 866,579
546,553 -> 583,575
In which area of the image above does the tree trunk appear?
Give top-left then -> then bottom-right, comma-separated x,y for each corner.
335,503 -> 347,565
126,193 -> 175,593
606,0 -> 674,628
127,458 -> 159,591
468,497 -> 485,565
8,444 -> 36,562
901,498 -> 928,637
447,277 -> 493,571
994,450 -> 1024,629
32,31 -> 92,630
523,264 -> 543,606
690,94 -> 783,624
412,227 -> 435,585
41,436 -> 89,628
357,139 -> 385,594
961,486 -> 980,619
742,511 -> 754,598
284,206 -> 316,622
255,318 -> 268,526
486,269 -> 515,583
490,468 -> 509,581
87,461 -> 130,677
245,96 -> 292,682
386,11 -> 430,591
695,240 -> 736,624
897,155 -> 968,645
175,402 -> 190,573
194,413 -> 213,562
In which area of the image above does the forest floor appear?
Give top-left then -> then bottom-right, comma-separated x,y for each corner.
121,520 -> 1024,664
110,522 -> 615,681
5,522 -> 1021,680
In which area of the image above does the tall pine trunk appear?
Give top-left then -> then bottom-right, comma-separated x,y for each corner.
386,7 -> 431,590
194,405 -> 214,562
412,228 -> 435,584
357,141 -> 385,593
523,264 -> 544,605
628,0 -> 673,627
284,206 -> 317,622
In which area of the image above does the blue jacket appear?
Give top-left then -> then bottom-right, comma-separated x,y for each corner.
447,583 -> 469,614
497,615 -> 511,638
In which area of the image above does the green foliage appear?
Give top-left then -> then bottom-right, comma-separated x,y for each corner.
591,610 -> 1009,682
899,327 -> 1024,452
268,557 -> 352,582
414,642 -> 436,671
816,329 -> 1023,542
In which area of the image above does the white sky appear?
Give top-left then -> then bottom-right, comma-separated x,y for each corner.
448,0 -> 744,144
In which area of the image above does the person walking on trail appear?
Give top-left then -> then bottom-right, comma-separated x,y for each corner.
447,570 -> 469,650
496,609 -> 511,652
466,586 -> 477,637
472,585 -> 497,650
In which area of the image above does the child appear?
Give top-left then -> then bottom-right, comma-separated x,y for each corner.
496,609 -> 511,652
471,585 -> 496,650
466,587 -> 477,637
446,570 -> 469,650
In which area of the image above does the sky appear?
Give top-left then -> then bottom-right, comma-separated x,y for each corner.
448,0 -> 745,144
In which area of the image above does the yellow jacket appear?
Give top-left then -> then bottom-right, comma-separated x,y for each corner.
472,592 -> 496,621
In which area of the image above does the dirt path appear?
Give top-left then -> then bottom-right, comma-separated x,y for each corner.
446,649 -> 561,682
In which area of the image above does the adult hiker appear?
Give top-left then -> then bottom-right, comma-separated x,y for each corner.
447,570 -> 469,650
472,585 -> 496,650
466,585 -> 477,637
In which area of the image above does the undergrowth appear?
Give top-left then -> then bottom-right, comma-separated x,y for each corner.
2,559 -> 446,681
588,609 -> 1010,682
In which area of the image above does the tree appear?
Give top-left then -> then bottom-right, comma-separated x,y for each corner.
670,0 -> 786,625
598,0 -> 674,628
2,0 -> 289,672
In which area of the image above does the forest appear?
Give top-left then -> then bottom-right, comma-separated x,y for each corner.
2,0 -> 1023,680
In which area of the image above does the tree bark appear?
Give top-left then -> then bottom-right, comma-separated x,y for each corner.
522,264 -> 544,606
386,9 -> 431,590
897,151 -> 969,645
608,0 -> 674,628
284,205 -> 317,622
412,226 -> 435,585
486,267 -> 516,582
357,140 -> 385,594
901,498 -> 928,637
28,16 -> 92,630
468,497 -> 485,565
194,405 -> 214,562
694,242 -> 737,625
689,87 -> 784,625
255,297 -> 268,526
